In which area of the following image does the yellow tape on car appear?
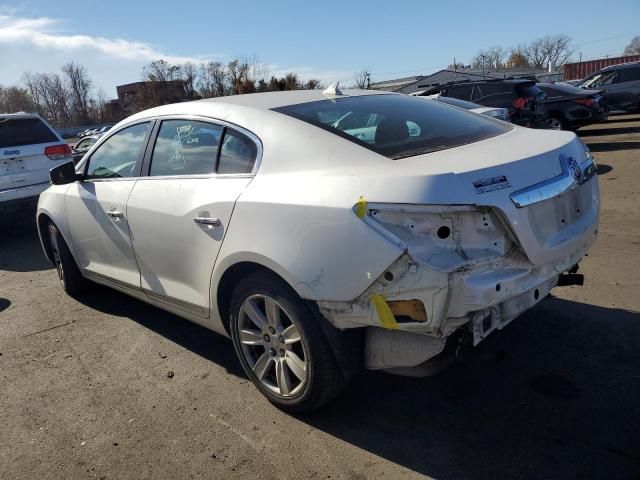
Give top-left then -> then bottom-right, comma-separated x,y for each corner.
370,294 -> 398,330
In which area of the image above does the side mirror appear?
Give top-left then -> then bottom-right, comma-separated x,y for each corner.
50,161 -> 81,185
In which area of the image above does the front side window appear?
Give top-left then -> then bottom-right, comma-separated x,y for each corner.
581,71 -> 617,88
273,94 -> 511,160
150,120 -> 223,176
86,122 -> 150,179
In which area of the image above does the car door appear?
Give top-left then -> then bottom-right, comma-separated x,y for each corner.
125,117 -> 259,318
65,121 -> 153,288
609,66 -> 640,110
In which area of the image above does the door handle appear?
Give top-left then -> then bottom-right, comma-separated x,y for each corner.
193,217 -> 220,227
106,210 -> 124,219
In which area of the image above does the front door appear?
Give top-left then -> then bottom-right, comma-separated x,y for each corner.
66,121 -> 152,287
125,118 -> 259,317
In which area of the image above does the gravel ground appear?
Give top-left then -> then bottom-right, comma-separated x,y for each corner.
1,115 -> 639,480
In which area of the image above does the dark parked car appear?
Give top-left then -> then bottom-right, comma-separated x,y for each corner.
576,62 -> 640,112
425,79 -> 548,127
536,83 -> 608,130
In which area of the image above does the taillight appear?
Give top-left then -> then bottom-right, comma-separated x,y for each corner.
513,97 -> 528,110
573,98 -> 595,107
45,144 -> 72,160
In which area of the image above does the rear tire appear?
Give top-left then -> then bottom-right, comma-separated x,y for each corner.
549,116 -> 566,130
229,271 -> 349,412
47,222 -> 87,296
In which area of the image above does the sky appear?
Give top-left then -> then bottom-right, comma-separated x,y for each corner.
0,0 -> 638,98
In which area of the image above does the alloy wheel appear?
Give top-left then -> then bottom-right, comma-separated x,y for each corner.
237,294 -> 308,397
549,118 -> 563,130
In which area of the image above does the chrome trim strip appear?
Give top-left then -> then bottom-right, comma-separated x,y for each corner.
510,154 -> 596,208
82,270 -> 209,318
128,113 -> 263,177
144,290 -> 208,317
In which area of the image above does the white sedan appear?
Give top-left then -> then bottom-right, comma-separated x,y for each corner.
37,86 -> 599,411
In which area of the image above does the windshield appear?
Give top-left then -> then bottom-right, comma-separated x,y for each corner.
273,94 -> 511,160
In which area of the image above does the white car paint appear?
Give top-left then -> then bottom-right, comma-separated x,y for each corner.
1,113 -> 71,209
37,89 -> 599,374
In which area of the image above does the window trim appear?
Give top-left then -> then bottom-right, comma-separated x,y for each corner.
139,114 -> 263,180
81,119 -> 156,182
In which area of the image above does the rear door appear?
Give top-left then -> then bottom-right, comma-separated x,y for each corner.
609,66 -> 640,110
125,117 -> 259,317
65,121 -> 152,287
0,115 -> 68,194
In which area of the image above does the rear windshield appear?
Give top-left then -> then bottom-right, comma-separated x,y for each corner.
433,96 -> 481,110
273,94 -> 511,160
514,84 -> 545,99
0,117 -> 58,148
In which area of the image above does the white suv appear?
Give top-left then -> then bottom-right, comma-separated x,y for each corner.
1,113 -> 72,216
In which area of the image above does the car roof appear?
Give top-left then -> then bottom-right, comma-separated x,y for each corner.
127,89 -> 392,121
601,61 -> 640,71
0,112 -> 42,119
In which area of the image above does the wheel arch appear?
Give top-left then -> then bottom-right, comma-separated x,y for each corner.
37,212 -> 55,264
212,255 -> 316,335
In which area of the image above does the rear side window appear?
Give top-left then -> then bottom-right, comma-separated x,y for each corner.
274,94 -> 511,160
150,120 -> 223,176
218,129 -> 258,174
617,67 -> 640,83
86,122 -> 150,179
0,117 -> 58,148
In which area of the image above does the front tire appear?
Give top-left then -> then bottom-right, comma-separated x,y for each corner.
229,271 -> 348,412
47,222 -> 87,296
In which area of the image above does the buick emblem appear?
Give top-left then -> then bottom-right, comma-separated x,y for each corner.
568,157 -> 582,181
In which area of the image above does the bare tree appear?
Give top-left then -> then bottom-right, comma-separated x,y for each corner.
623,36 -> 640,56
62,62 -> 92,123
507,46 -> 530,68
304,79 -> 322,90
227,59 -> 256,94
0,85 -> 35,113
198,61 -> 228,98
526,38 -> 548,69
353,68 -> 371,89
486,45 -> 507,69
540,34 -> 573,69
144,59 -> 181,82
180,62 -> 198,98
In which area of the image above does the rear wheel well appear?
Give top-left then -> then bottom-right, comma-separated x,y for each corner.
216,262 -> 291,334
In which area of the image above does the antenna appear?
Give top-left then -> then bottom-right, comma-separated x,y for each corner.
323,81 -> 342,96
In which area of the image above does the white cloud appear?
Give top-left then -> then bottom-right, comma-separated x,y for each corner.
0,12 -> 217,97
0,12 -> 355,98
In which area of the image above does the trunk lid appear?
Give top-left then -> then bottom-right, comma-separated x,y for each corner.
372,127 -> 599,266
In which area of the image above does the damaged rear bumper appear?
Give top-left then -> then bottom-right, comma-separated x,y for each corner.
317,204 -> 597,371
